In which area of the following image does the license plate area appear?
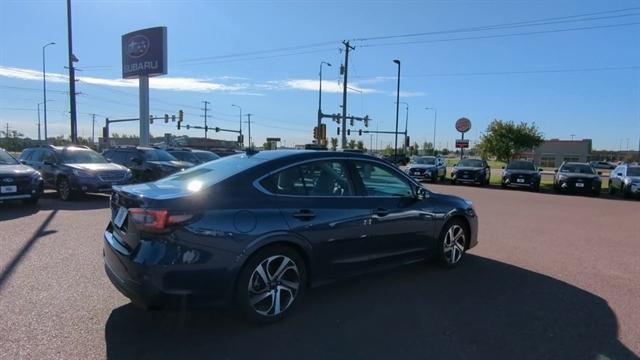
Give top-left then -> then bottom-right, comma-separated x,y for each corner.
575,182 -> 584,188
113,207 -> 128,228
517,178 -> 525,183
1,185 -> 17,193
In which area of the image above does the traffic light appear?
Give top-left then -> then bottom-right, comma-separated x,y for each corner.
347,129 -> 351,136
186,124 -> 191,130
405,136 -> 410,148
237,134 -> 244,144
350,118 -> 354,126
171,115 -> 176,122
149,115 -> 154,124
358,129 -> 362,136
337,127 -> 340,135
164,114 -> 169,123
363,115 -> 369,127
320,123 -> 327,140
178,110 -> 184,122
215,127 -> 220,132
313,126 -> 318,139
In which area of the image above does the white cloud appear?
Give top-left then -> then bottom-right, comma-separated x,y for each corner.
0,66 -> 247,93
266,79 -> 381,94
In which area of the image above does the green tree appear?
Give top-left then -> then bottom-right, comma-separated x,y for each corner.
441,148 -> 450,156
477,120 -> 544,162
422,142 -> 434,155
348,139 -> 357,149
356,140 -> 365,151
330,137 -> 338,151
383,144 -> 394,156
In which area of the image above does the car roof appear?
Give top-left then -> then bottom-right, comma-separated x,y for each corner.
563,162 -> 589,166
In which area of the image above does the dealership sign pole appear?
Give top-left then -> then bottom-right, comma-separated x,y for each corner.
455,117 -> 472,160
122,27 -> 167,146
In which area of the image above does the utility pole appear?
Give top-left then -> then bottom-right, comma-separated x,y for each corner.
246,113 -> 252,149
201,101 -> 210,140
232,104 -> 242,146
91,113 -> 96,145
340,41 -> 355,149
393,59 -> 401,160
37,103 -> 42,141
66,0 -> 78,143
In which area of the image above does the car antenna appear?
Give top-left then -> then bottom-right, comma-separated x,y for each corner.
245,147 -> 259,156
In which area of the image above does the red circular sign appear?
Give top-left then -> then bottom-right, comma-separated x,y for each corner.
455,117 -> 472,133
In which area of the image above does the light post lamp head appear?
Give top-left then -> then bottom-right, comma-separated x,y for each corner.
393,59 -> 400,65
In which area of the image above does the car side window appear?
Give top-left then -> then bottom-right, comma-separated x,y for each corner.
42,151 -> 57,164
260,161 -> 354,197
354,161 -> 413,197
29,149 -> 45,162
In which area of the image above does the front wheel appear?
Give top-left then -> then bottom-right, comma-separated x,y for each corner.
57,177 -> 74,201
608,181 -> 616,195
235,246 -> 307,323
438,220 -> 468,268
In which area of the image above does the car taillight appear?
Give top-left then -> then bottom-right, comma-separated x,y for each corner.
128,208 -> 194,233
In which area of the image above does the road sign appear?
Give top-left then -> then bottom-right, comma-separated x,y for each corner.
266,137 -> 281,142
455,139 -> 470,148
455,117 -> 472,133
122,27 -> 167,79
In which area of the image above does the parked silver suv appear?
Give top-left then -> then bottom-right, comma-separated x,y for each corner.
609,163 -> 640,199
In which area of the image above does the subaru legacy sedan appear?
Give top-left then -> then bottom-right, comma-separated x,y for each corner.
103,150 -> 478,322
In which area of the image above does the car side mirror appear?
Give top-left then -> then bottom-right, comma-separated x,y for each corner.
554,169 -> 558,173
597,171 -> 602,176
617,172 -> 623,176
501,166 -> 505,169
19,160 -> 27,165
416,186 -> 428,200
538,168 -> 543,172
129,157 -> 141,165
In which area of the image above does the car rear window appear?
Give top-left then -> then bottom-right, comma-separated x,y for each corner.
459,159 -> 483,167
156,153 -> 264,190
627,167 -> 640,176
507,161 -> 535,170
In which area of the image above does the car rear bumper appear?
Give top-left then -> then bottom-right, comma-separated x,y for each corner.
103,227 -> 237,308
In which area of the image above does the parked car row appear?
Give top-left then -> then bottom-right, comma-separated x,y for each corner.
405,155 -> 639,199
0,145 -> 220,204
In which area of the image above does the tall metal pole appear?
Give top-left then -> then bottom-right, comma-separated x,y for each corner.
393,59 -> 401,160
66,0 -> 78,143
91,113 -> 96,145
399,102 -> 409,155
318,61 -> 331,134
42,42 -> 55,143
232,104 -> 242,146
426,107 -> 437,154
341,41 -> 354,149
202,100 -> 210,140
139,76 -> 150,145
246,113 -> 252,149
37,103 -> 42,141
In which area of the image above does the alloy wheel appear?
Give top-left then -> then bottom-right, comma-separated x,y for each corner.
247,255 -> 300,317
58,179 -> 70,200
442,224 -> 466,265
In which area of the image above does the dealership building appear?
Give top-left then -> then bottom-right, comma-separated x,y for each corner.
516,139 -> 592,168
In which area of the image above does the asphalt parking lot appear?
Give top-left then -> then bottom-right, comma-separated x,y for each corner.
1,186 -> 639,360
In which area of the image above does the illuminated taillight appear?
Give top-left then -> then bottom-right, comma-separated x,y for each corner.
128,208 -> 194,233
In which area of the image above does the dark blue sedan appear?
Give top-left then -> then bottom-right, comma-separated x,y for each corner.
103,150 -> 478,322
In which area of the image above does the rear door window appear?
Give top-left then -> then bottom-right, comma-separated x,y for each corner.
260,161 -> 354,197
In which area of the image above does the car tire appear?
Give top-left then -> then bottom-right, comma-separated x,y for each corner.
623,185 -> 632,199
592,189 -> 601,197
451,178 -> 457,185
432,173 -> 438,183
437,219 -> 468,268
235,245 -> 307,323
532,183 -> 540,192
608,182 -> 616,194
57,177 -> 74,201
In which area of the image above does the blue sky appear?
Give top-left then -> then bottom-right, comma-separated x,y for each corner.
1,0 -> 639,151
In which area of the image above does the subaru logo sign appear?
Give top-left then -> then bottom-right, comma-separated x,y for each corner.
126,35 -> 150,59
122,27 -> 167,79
2,178 -> 14,183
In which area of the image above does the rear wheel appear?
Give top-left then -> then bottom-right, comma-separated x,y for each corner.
235,245 -> 306,323
437,219 -> 468,268
57,177 -> 74,201
608,181 -> 616,195
623,185 -> 632,199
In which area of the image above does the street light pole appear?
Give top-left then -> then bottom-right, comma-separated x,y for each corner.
246,113 -> 252,149
232,104 -> 243,147
317,61 -> 331,134
42,42 -> 55,143
37,102 -> 41,142
393,59 -> 401,161
425,107 -> 437,154
398,102 -> 409,155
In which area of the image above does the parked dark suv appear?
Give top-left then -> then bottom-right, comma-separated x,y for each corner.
166,148 -> 219,165
501,160 -> 542,191
451,158 -> 491,186
553,162 -> 601,196
20,145 -> 132,200
103,146 -> 193,183
0,148 -> 43,204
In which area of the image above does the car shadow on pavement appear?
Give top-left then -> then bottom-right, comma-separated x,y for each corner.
104,255 -> 638,360
0,192 -> 109,220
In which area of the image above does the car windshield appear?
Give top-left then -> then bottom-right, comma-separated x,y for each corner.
144,149 -> 178,161
507,161 -> 535,170
627,167 -> 640,176
0,150 -> 19,165
61,149 -> 108,164
195,151 -> 219,162
459,159 -> 483,167
411,157 -> 435,165
156,153 -> 264,190
560,164 -> 594,174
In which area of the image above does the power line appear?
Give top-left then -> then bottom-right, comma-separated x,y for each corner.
176,47 -> 338,66
359,22 -> 640,49
354,7 -> 640,42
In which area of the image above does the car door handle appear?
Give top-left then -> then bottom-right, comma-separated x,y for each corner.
292,209 -> 315,220
373,208 -> 390,217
